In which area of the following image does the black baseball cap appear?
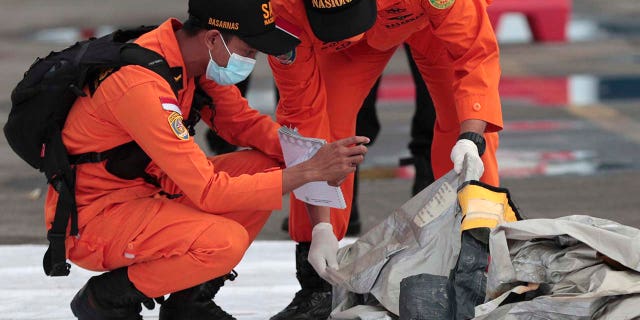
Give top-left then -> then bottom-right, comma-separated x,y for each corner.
188,0 -> 300,56
303,0 -> 377,42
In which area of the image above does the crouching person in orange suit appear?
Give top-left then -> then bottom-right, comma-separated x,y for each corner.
42,0 -> 369,319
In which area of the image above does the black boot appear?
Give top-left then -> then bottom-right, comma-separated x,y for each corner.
70,267 -> 154,320
159,271 -> 238,320
270,242 -> 332,320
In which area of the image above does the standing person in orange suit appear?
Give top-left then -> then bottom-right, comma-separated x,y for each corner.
44,0 -> 370,319
281,43 -> 437,236
268,0 -> 503,318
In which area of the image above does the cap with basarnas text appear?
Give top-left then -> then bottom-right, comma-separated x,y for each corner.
188,0 -> 300,56
303,0 -> 377,42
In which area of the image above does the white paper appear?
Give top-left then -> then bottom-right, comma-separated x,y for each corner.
278,126 -> 347,209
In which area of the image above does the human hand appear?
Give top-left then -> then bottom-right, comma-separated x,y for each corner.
308,222 -> 339,281
306,136 -> 369,184
327,177 -> 346,187
450,139 -> 484,181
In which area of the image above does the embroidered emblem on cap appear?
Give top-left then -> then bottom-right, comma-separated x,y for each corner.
311,0 -> 353,9
262,2 -> 275,26
429,0 -> 455,9
208,18 -> 240,30
276,49 -> 296,65
168,112 -> 189,140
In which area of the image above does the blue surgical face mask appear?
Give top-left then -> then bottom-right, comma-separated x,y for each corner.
206,35 -> 256,85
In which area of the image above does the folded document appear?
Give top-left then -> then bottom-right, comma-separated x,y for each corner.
278,126 -> 347,209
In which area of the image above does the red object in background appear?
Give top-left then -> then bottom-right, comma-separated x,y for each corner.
498,77 -> 568,106
378,74 -> 416,102
487,0 -> 572,42
80,28 -> 96,39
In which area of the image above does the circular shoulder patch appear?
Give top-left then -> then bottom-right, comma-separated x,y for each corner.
275,48 -> 296,65
429,0 -> 455,9
168,112 -> 189,140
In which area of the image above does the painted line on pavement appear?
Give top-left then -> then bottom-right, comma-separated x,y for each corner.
567,104 -> 640,145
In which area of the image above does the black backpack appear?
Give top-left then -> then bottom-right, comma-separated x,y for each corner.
3,26 -> 183,276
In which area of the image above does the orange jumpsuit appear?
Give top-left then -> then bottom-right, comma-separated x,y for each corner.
44,19 -> 286,298
270,0 -> 502,242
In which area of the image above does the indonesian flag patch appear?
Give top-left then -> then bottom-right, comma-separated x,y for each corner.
168,112 -> 189,140
160,97 -> 182,115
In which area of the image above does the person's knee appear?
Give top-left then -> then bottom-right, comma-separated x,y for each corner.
191,219 -> 250,271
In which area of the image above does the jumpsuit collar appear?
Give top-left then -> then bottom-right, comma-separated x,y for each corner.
153,19 -> 188,86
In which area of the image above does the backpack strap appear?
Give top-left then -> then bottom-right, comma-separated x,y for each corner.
42,127 -> 77,276
120,44 -> 181,98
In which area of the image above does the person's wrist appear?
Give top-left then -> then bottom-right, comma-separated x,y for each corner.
458,132 -> 486,156
303,165 -> 321,183
291,161 -> 319,183
312,222 -> 333,236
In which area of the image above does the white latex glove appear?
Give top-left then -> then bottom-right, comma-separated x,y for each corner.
308,222 -> 339,281
450,139 -> 484,181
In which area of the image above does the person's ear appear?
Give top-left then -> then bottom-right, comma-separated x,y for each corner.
204,29 -> 220,52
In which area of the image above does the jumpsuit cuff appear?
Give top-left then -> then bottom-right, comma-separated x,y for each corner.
456,95 -> 503,133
